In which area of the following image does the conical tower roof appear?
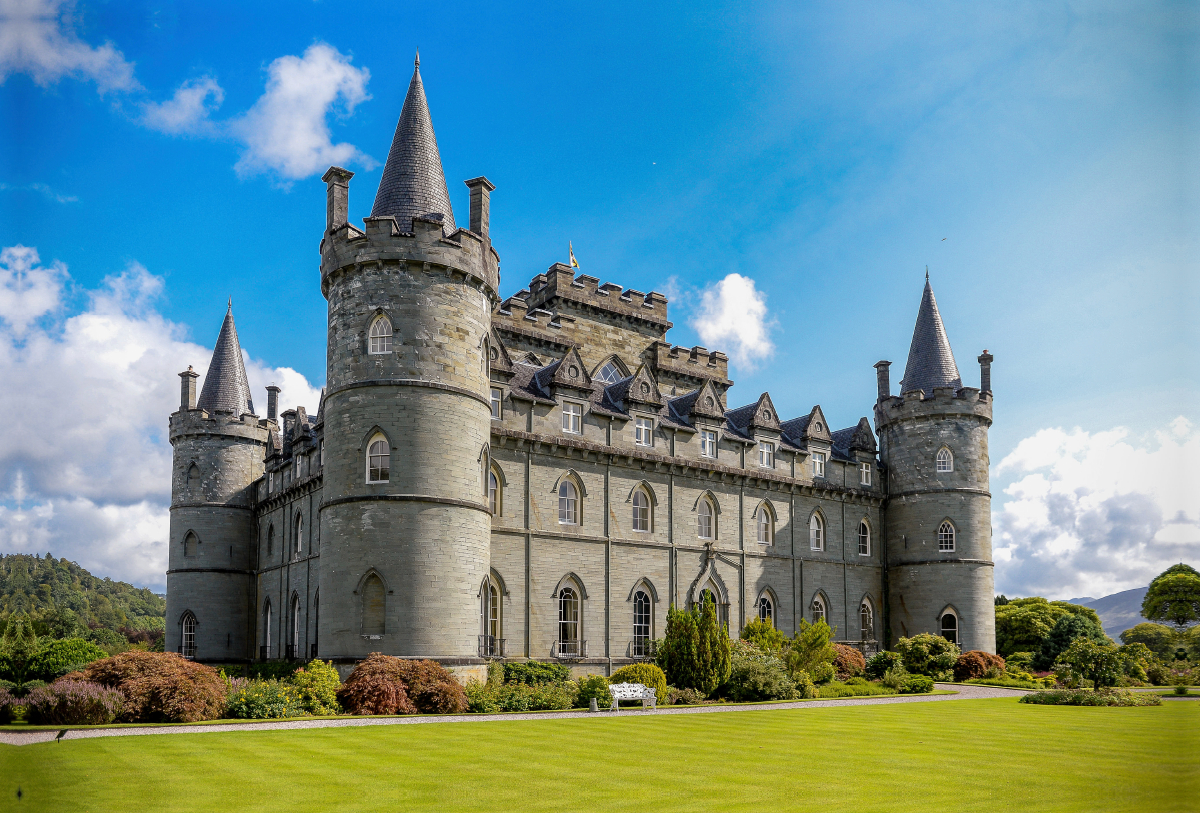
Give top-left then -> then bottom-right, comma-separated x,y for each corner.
370,54 -> 456,233
197,302 -> 255,415
900,275 -> 962,396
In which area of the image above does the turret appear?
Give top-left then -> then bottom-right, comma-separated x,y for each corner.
876,276 -> 996,653
166,304 -> 269,661
315,56 -> 498,662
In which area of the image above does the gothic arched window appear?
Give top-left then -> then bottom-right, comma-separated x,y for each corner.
294,513 -> 303,557
697,498 -> 714,540
632,490 -> 650,532
860,599 -> 874,641
183,531 -> 198,557
362,574 -> 385,636
633,590 -> 651,649
558,481 -> 579,525
757,594 -> 773,624
558,586 -> 580,655
756,504 -> 774,544
811,594 -> 827,624
941,611 -> 958,645
368,316 -> 393,354
936,447 -> 954,472
809,513 -> 825,551
181,611 -> 197,659
367,435 -> 390,483
858,520 -> 871,556
488,470 -> 501,515
938,521 -> 956,551
595,360 -> 624,384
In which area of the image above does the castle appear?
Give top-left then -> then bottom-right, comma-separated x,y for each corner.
165,58 -> 997,675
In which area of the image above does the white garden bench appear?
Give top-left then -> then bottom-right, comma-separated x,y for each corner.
608,682 -> 657,711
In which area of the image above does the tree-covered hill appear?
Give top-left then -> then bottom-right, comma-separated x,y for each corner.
0,553 -> 165,634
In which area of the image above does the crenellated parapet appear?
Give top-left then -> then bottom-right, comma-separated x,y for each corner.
874,385 -> 992,429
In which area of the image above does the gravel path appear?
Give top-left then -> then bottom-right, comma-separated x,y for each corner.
0,684 -> 1029,746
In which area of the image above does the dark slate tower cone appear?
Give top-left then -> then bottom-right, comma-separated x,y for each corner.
370,53 -> 456,233
197,302 -> 255,415
899,275 -> 961,396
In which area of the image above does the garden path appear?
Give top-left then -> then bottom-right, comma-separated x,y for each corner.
0,683 -> 1029,746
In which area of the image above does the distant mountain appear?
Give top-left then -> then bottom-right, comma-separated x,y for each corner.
0,553 -> 165,632
1065,586 -> 1149,638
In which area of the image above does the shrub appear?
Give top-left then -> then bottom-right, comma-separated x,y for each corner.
81,651 -> 227,723
225,680 -> 306,719
503,661 -> 570,686
966,676 -> 1048,689
1005,651 -> 1034,673
953,650 -> 1006,682
288,660 -> 340,715
900,674 -> 935,694
995,597 -> 1103,657
1020,688 -> 1162,707
29,638 -> 108,683
464,680 -> 500,713
86,627 -> 128,652
1145,662 -> 1171,686
792,670 -> 818,699
574,675 -> 611,708
881,666 -> 908,690
810,662 -> 836,684
896,634 -> 960,678
609,663 -> 668,705
666,686 -> 707,705
818,680 -> 898,698
785,619 -> 837,678
492,681 -> 576,711
1054,639 -> 1129,689
25,680 -> 124,725
695,596 -> 732,696
865,651 -> 903,679
0,686 -> 21,723
337,655 -> 418,715
740,617 -> 786,653
657,606 -> 701,690
1120,623 -> 1178,660
832,645 -> 866,680
723,659 -> 798,702
389,659 -> 468,714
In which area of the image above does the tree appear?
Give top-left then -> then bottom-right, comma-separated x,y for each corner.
1055,639 -> 1125,690
695,594 -> 731,696
657,605 -> 700,691
1141,564 -> 1200,632
785,619 -> 837,676
1120,623 -> 1177,660
0,613 -> 41,686
994,597 -> 1102,657
1034,613 -> 1108,671
740,616 -> 786,653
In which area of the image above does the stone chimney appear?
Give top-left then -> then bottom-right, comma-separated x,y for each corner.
465,177 -> 495,239
874,360 -> 891,402
322,166 -> 354,233
978,351 -> 993,393
179,366 -> 199,411
266,385 -> 281,422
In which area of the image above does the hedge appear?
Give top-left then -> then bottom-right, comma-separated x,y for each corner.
608,663 -> 669,705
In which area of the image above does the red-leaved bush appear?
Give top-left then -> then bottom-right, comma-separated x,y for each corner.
26,680 -> 124,725
833,644 -> 867,680
953,650 -> 1006,682
80,651 -> 227,722
337,654 -> 467,715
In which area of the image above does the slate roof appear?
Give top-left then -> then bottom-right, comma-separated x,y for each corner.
900,277 -> 962,395
370,56 -> 456,233
197,303 -> 254,415
831,419 -> 877,461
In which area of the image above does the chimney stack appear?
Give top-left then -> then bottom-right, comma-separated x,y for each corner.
464,177 -> 495,239
978,351 -> 993,393
322,166 -> 354,233
179,366 -> 199,411
266,385 -> 281,422
874,360 -> 891,402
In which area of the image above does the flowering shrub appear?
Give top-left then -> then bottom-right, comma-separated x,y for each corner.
289,660 -> 341,715
0,686 -> 22,723
1020,688 -> 1161,707
953,651 -> 1006,682
609,663 -> 669,705
225,680 -> 306,719
25,680 -> 124,725
29,638 -> 109,683
575,675 -> 611,708
865,651 -> 904,679
833,645 -> 867,680
81,651 -> 227,723
720,643 -> 798,701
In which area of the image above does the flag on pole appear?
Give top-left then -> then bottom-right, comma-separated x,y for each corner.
569,242 -> 580,269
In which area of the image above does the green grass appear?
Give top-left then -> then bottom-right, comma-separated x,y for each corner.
2,698 -> 1193,812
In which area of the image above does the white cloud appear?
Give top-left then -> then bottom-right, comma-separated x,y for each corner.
231,43 -> 372,181
689,273 -> 775,368
0,0 -> 138,92
0,246 -> 321,590
993,417 -> 1200,600
0,182 -> 77,203
140,76 -> 224,135
0,244 -> 64,336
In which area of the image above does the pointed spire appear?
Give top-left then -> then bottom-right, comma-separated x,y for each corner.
197,304 -> 255,415
900,274 -> 962,396
370,58 -> 456,233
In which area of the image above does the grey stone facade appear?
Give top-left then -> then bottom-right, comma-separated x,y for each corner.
165,61 -> 998,673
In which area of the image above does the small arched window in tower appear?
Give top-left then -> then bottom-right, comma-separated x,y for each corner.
558,481 -> 578,525
367,436 -> 390,483
697,498 -> 714,540
180,611 -> 197,659
265,524 -> 274,559
186,462 -> 199,487
558,586 -> 580,656
294,514 -> 303,558
262,600 -> 272,656
290,594 -> 301,657
936,447 -> 954,472
941,612 -> 958,645
860,599 -> 874,641
596,360 -> 624,384
812,595 -> 827,624
809,513 -> 825,551
633,590 -> 651,655
368,316 -> 393,354
756,504 -> 774,544
362,574 -> 385,636
938,521 -> 956,552
480,577 -> 501,656
858,520 -> 871,556
757,594 -> 773,624
488,470 -> 501,515
632,490 -> 650,532
183,531 -> 198,557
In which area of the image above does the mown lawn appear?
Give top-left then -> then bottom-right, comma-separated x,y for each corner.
2,698 -> 1193,812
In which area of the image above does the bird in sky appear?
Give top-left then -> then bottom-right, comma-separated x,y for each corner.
941,237 -> 947,241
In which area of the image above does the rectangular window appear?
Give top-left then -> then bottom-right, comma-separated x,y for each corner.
700,430 -> 717,459
812,452 -> 826,478
635,417 -> 654,446
562,402 -> 582,434
758,441 -> 774,468
490,387 -> 502,419
860,462 -> 871,485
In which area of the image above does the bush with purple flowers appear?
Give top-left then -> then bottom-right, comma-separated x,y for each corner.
25,680 -> 124,725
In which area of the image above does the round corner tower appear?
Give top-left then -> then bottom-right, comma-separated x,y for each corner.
165,307 -> 268,662
876,277 -> 996,653
316,59 -> 499,662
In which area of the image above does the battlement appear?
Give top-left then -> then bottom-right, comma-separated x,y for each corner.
653,341 -> 731,386
874,386 -> 992,427
169,408 -> 271,444
510,264 -> 670,330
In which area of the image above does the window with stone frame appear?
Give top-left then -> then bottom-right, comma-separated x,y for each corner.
595,360 -> 624,384
757,595 -> 773,624
368,316 -> 393,354
632,489 -> 651,532
367,435 -> 390,483
941,612 -> 958,644
758,441 -> 774,468
635,416 -> 654,446
936,447 -> 954,472
562,401 -> 582,434
860,600 -> 874,641
859,462 -> 871,485
938,521 -> 956,551
700,430 -> 717,458
181,611 -> 197,659
633,590 -> 651,649
558,587 -> 580,651
294,514 -> 303,558
183,531 -> 198,557
361,574 -> 385,636
812,451 -> 826,478
697,498 -> 714,539
811,595 -> 827,624
756,504 -> 774,544
858,520 -> 870,556
809,512 -> 825,551
490,387 -> 503,419
488,470 -> 501,515
558,481 -> 579,525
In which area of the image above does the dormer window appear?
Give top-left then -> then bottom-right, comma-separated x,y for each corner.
368,316 -> 393,354
859,462 -> 871,485
635,417 -> 654,446
490,388 -> 503,419
596,361 -> 624,384
757,441 -> 774,468
700,430 -> 717,458
812,452 -> 826,478
562,402 -> 582,434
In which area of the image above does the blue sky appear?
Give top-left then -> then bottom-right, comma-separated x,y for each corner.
1,0 -> 1196,596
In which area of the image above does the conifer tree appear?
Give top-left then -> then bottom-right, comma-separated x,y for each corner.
695,594 -> 731,696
